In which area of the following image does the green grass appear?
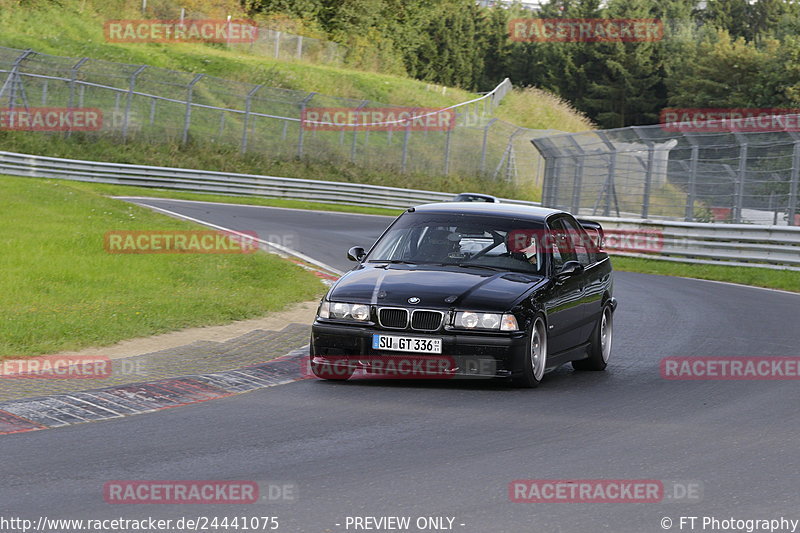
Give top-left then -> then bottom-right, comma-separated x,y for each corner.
612,256 -> 800,293
0,174 -> 326,357
494,87 -> 593,132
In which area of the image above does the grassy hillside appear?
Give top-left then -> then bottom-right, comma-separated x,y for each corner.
0,0 -> 592,203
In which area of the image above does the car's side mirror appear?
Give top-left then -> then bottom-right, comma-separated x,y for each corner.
556,260 -> 584,279
347,246 -> 367,262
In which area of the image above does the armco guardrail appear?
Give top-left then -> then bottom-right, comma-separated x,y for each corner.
0,150 -> 529,209
591,216 -> 800,271
1,150 -> 797,271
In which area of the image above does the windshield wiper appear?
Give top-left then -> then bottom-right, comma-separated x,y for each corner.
369,259 -> 433,265
440,263 -> 507,272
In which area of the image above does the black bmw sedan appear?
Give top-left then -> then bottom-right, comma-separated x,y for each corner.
310,202 -> 617,388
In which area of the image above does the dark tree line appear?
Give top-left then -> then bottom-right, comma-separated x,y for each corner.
245,0 -> 800,128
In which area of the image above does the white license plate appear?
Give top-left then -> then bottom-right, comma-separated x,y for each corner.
372,334 -> 442,354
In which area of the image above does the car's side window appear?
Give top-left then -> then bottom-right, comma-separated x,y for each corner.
548,218 -> 578,272
558,217 -> 594,266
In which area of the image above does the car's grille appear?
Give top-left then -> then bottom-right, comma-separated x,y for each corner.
378,308 -> 409,329
411,310 -> 443,331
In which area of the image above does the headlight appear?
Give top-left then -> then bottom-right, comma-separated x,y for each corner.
318,301 -> 370,322
454,311 -> 518,331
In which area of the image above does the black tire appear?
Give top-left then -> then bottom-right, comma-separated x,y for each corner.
573,304 -> 613,371
512,315 -> 548,388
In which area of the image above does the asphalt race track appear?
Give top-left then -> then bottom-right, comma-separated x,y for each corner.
2,199 -> 799,533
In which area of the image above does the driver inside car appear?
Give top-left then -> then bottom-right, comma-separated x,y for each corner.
415,228 -> 462,262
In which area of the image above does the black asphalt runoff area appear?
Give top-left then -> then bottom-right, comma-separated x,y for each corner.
3,199 -> 799,533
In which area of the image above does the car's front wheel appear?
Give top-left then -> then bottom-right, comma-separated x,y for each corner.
573,303 -> 613,371
513,315 -> 548,388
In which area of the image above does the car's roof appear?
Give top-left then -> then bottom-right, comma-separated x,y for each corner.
412,202 -> 566,221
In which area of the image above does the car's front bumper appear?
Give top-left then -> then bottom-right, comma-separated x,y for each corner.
310,321 -> 528,379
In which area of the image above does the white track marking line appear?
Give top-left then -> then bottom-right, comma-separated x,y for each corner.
112,196 -> 397,218
121,201 -> 344,276
677,276 -> 800,297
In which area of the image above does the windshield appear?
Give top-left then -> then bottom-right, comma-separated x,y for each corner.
367,212 -> 546,275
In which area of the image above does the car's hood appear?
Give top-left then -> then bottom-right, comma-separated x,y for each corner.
328,264 -> 544,311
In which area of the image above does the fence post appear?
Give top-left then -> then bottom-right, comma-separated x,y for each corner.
218,110 -> 226,140
604,151 -> 617,216
443,120 -> 454,176
479,118 -> 497,174
642,144 -> 655,219
297,92 -> 316,158
0,49 -> 33,110
41,79 -> 48,106
685,143 -> 699,221
123,65 -> 146,141
150,97 -> 156,125
733,138 -> 748,223
401,109 -> 415,173
182,74 -> 204,145
241,84 -> 263,153
274,31 -> 281,59
296,35 -> 303,59
67,57 -> 89,112
350,101 -> 368,163
789,141 -> 800,226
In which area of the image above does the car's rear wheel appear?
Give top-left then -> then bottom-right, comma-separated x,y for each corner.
573,304 -> 613,371
513,315 -> 548,388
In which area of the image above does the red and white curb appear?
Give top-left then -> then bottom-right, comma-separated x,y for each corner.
0,348 -> 309,436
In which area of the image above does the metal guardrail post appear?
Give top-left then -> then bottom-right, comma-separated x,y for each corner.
790,141 -> 800,226
182,74 -> 204,145
479,118 -> 496,174
297,92 -> 316,158
123,65 -> 147,140
241,84 -> 263,153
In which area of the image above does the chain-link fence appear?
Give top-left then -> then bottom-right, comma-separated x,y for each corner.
533,125 -> 800,226
0,47 -> 554,190
230,28 -> 346,65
